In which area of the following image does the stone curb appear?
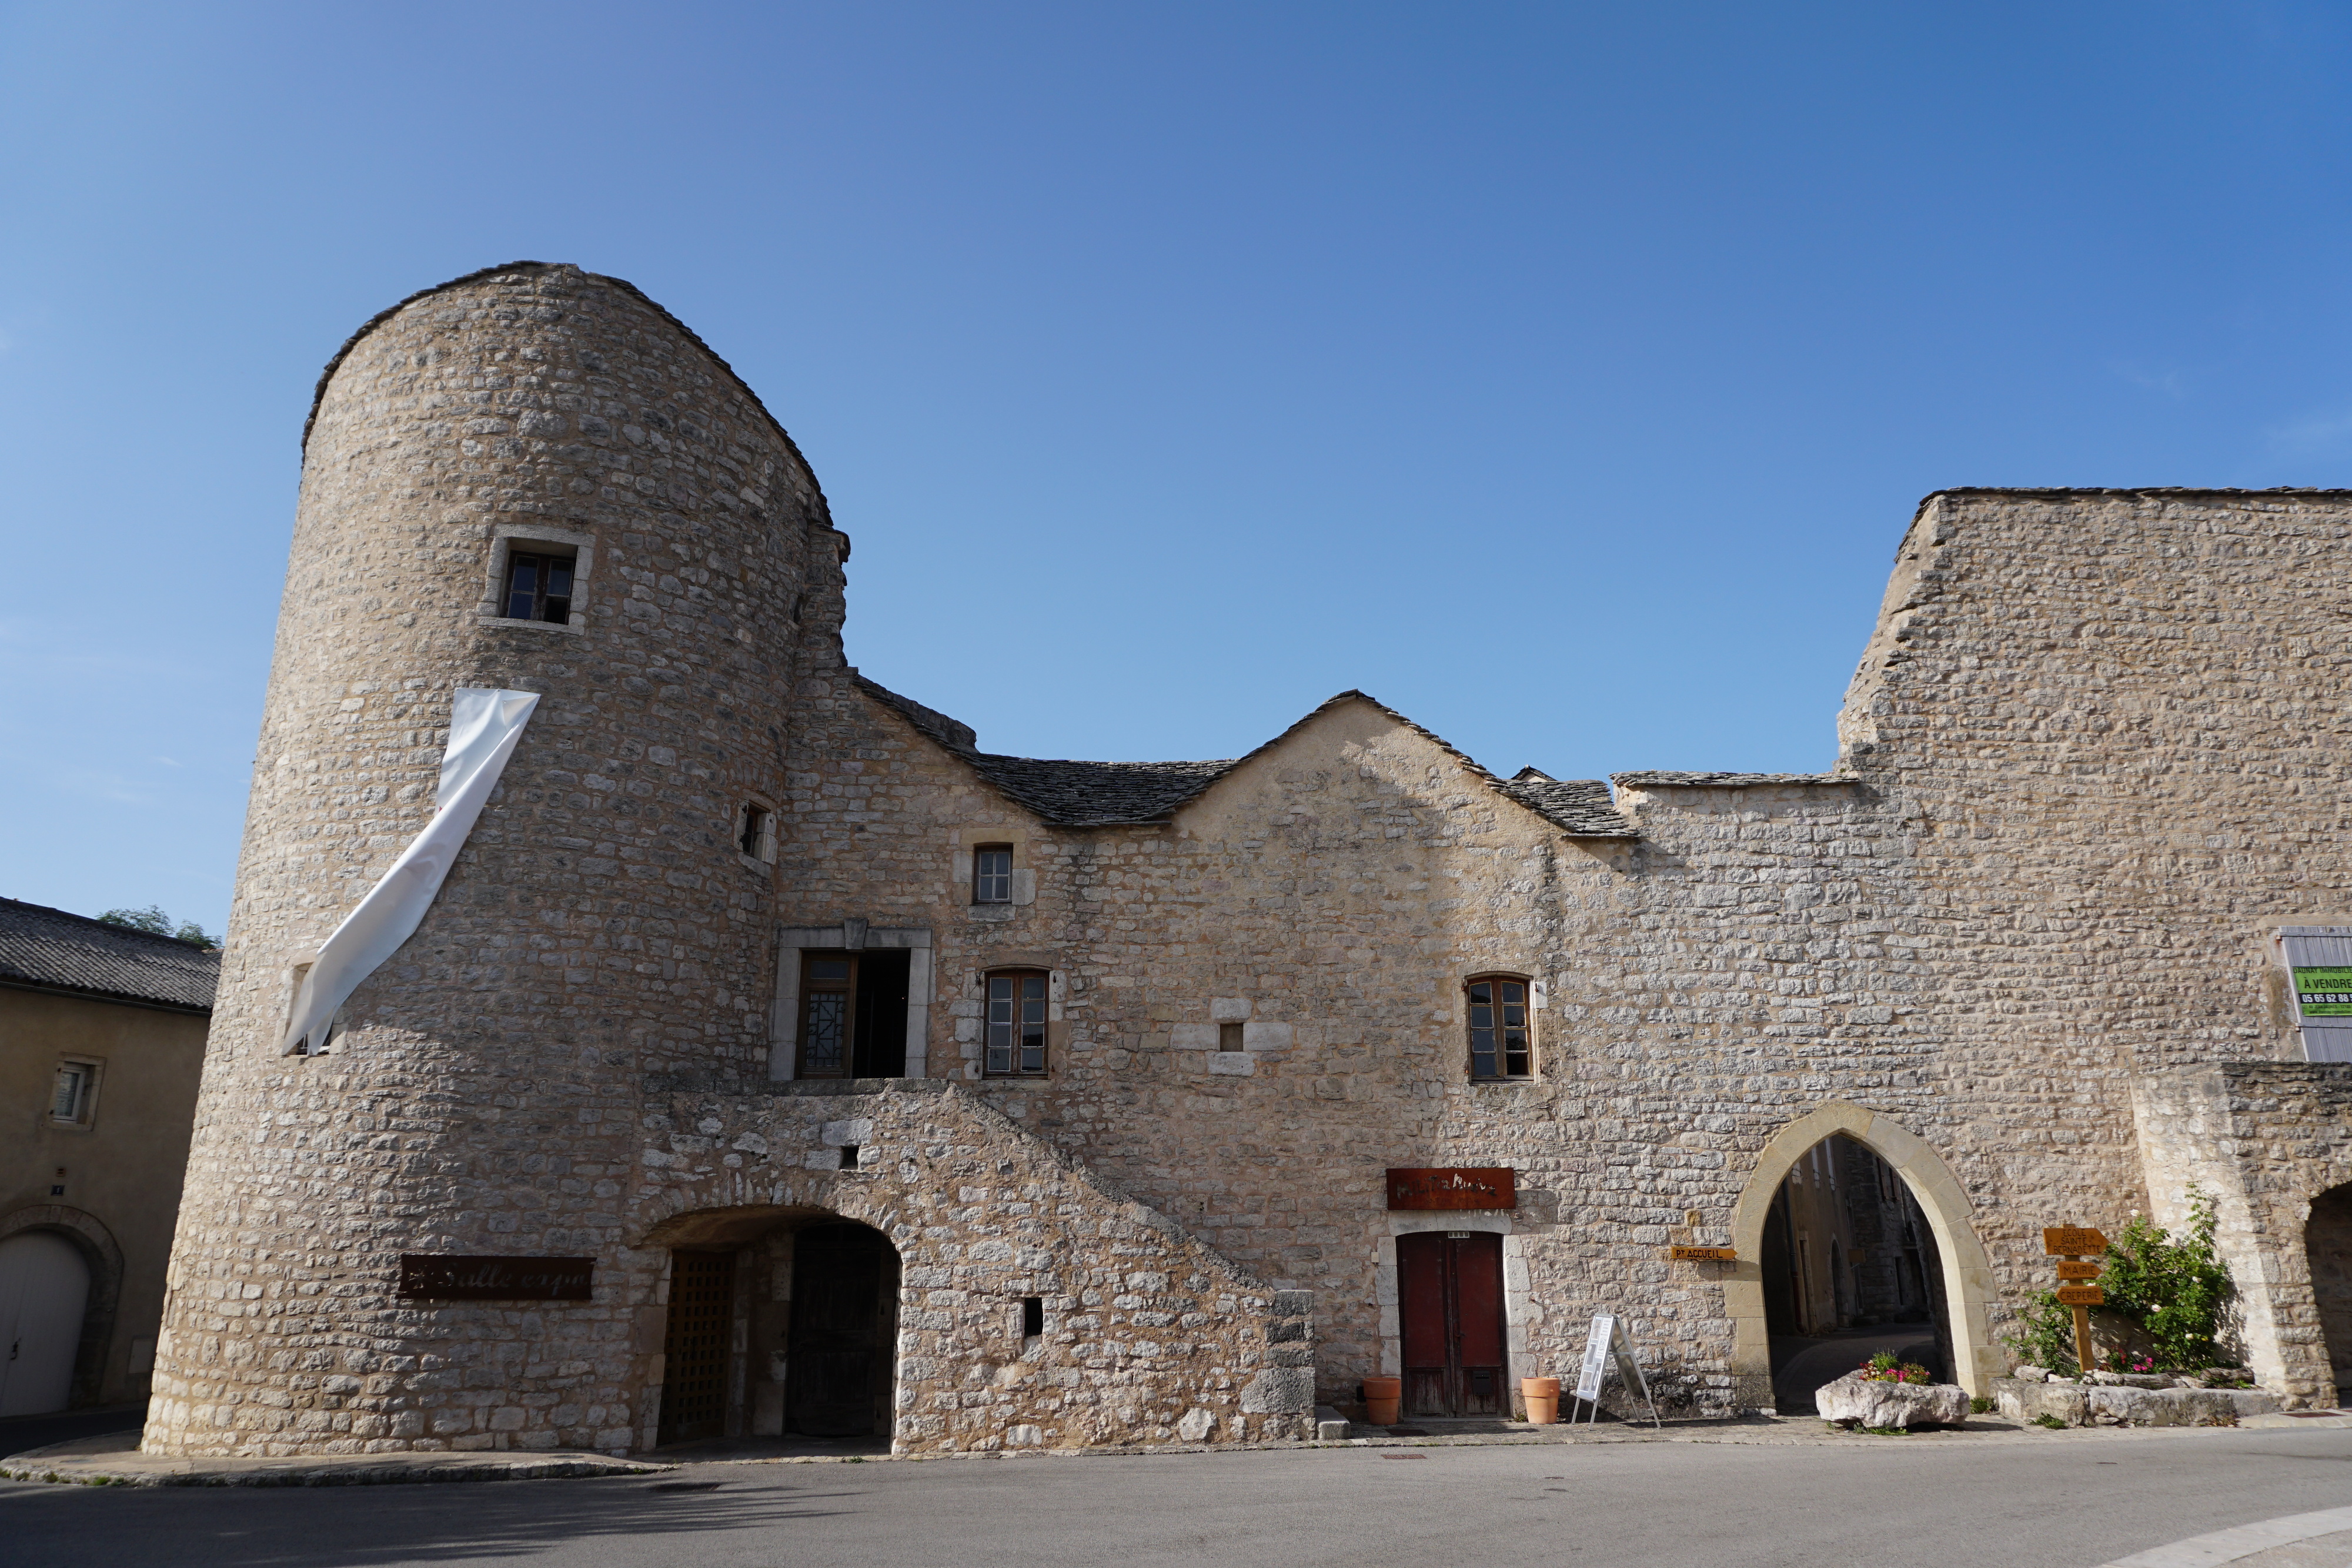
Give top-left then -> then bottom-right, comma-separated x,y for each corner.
0,1435 -> 673,1489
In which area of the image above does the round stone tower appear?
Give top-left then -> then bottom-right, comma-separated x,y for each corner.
146,263 -> 842,1456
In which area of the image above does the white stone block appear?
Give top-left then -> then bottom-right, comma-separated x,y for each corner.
821,1118 -> 873,1146
1207,1052 -> 1256,1075
1243,1022 -> 1292,1051
1171,1023 -> 1218,1049
1210,997 -> 1251,1022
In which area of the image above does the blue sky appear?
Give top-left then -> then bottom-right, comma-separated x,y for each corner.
6,2 -> 2352,937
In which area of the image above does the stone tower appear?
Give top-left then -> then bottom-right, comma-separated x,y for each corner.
146,263 -> 841,1455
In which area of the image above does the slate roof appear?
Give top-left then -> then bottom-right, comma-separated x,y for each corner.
855,676 -> 1637,837
1611,770 -> 1855,788
0,897 -> 220,1012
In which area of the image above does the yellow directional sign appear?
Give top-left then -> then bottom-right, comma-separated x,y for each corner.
2056,1285 -> 2105,1306
2055,1261 -> 2102,1281
2044,1226 -> 2108,1256
1668,1246 -> 1736,1262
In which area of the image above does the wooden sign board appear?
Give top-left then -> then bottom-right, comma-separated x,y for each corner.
1387,1168 -> 1516,1211
2054,1260 -> 2102,1281
2043,1226 -> 2109,1256
2055,1285 -> 2105,1307
399,1253 -> 594,1302
1669,1246 -> 1736,1262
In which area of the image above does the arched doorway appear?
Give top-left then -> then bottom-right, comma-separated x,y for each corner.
1756,1133 -> 1948,1413
0,1230 -> 92,1416
1727,1103 -> 1997,1411
648,1207 -> 901,1449
2304,1183 -> 2352,1403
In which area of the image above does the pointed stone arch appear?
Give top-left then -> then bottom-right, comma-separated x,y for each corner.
1725,1102 -> 1998,1404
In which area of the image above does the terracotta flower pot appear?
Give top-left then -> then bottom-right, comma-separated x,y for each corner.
1362,1376 -> 1403,1426
1521,1376 -> 1562,1425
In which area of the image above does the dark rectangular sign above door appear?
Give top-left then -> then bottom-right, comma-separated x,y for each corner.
1386,1168 -> 1516,1211
397,1253 -> 594,1301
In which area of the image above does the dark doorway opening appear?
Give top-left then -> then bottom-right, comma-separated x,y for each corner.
786,1223 -> 900,1437
659,1250 -> 736,1445
796,950 -> 910,1079
1397,1231 -> 1506,1418
1761,1135 -> 1949,1414
2307,1183 -> 2352,1400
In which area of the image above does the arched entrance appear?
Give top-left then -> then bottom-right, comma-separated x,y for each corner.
2304,1183 -> 2352,1403
1756,1132 -> 1948,1412
0,1230 -> 92,1416
1728,1104 -> 1996,1410
647,1206 -> 901,1449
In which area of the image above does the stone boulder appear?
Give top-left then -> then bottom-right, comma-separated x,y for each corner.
1815,1373 -> 1970,1429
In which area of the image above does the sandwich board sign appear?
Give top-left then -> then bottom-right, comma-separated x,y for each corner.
1572,1313 -> 1663,1428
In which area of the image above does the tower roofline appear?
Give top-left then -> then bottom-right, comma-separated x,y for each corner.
302,260 -> 833,527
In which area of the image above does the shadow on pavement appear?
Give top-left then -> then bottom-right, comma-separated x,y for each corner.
0,1403 -> 147,1460
1771,1324 -> 1939,1414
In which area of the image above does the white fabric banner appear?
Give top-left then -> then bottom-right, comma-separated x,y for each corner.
280,687 -> 540,1054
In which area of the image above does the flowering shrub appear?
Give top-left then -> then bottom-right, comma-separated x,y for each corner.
2004,1187 -> 2234,1375
1859,1349 -> 1936,1383
2106,1352 -> 2157,1375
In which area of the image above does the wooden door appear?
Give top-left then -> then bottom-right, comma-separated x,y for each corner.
786,1226 -> 898,1437
0,1231 -> 89,1417
658,1251 -> 735,1444
1397,1231 -> 1507,1417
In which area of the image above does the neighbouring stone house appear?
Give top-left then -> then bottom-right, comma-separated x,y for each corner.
143,261 -> 2352,1459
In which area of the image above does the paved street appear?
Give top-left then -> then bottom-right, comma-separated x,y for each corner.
6,1426 -> 2351,1568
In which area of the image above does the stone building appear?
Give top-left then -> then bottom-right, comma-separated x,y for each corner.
1,897 -> 216,1415
143,262 -> 2352,1459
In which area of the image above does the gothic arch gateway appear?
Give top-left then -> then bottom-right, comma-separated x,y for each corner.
1726,1104 -> 1997,1406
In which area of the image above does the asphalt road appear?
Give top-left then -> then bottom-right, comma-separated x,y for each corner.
6,1427 -> 2351,1568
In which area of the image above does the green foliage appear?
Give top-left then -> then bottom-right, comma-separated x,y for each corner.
1969,1395 -> 1996,1414
2032,1413 -> 2067,1430
97,905 -> 217,950
2098,1189 -> 2233,1372
2003,1189 -> 2234,1376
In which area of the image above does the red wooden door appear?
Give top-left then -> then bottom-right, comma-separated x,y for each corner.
1397,1231 -> 1507,1417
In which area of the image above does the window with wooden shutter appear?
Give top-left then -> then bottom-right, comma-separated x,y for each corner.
1465,975 -> 1534,1080
2280,927 -> 2352,1062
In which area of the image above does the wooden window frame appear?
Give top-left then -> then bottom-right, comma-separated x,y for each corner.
1464,974 -> 1534,1081
500,548 -> 577,625
47,1057 -> 101,1128
797,952 -> 860,1079
739,801 -> 777,863
972,844 -> 1014,905
983,968 -> 1050,1078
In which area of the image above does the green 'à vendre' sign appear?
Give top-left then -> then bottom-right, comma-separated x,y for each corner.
2293,967 -> 2352,1017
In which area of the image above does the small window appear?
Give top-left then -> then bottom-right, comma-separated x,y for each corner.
1218,1022 -> 1243,1052
985,969 -> 1049,1076
973,845 -> 1013,905
1465,975 -> 1532,1080
840,1144 -> 861,1171
49,1060 -> 98,1126
503,550 -> 576,624
1021,1296 -> 1044,1338
739,803 -> 775,862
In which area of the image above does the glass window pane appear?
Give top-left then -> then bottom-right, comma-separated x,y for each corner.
1501,983 -> 1524,1005
1472,1048 -> 1497,1079
808,959 -> 851,980
802,992 -> 847,1075
546,561 -> 573,594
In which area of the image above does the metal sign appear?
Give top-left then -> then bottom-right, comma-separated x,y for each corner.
1668,1245 -> 1736,1262
1572,1313 -> 1663,1428
2293,966 -> 2352,1018
398,1253 -> 594,1301
2042,1226 -> 2108,1256
1385,1168 -> 1516,1211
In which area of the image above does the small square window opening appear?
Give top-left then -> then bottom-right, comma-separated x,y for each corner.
840,1144 -> 860,1170
740,803 -> 775,861
1218,1022 -> 1243,1051
503,550 -> 576,625
973,845 -> 1013,905
1021,1296 -> 1044,1338
49,1061 -> 96,1124
985,969 -> 1049,1076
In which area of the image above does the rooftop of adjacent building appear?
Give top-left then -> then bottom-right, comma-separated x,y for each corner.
0,898 -> 219,1014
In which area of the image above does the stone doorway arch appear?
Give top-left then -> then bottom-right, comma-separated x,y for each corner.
2302,1182 -> 2352,1406
1726,1103 -> 1997,1407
